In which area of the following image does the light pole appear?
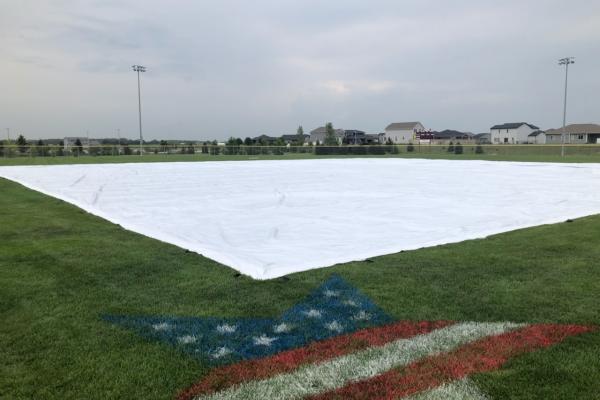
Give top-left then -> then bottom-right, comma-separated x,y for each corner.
4,128 -> 8,158
132,65 -> 146,155
558,57 -> 575,157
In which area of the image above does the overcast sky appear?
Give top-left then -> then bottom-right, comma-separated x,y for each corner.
1,0 -> 599,141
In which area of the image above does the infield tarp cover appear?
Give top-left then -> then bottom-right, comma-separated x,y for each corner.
1,158 -> 600,279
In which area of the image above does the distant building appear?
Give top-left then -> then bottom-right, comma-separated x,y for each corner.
527,130 -> 546,144
252,135 -> 279,145
544,124 -> 600,144
384,122 -> 425,144
474,133 -> 491,144
310,126 -> 345,145
63,137 -> 101,150
490,122 -> 539,144
281,134 -> 309,145
430,130 -> 474,143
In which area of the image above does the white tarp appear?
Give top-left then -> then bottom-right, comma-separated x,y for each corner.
1,158 -> 600,279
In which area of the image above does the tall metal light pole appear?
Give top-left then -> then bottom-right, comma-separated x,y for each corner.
558,57 -> 575,157
132,65 -> 146,155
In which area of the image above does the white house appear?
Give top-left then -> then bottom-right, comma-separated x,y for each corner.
490,123 -> 539,144
384,122 -> 424,144
527,130 -> 546,144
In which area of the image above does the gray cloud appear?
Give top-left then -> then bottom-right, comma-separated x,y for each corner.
1,0 -> 599,140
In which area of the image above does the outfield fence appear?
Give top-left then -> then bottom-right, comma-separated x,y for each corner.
2,143 -> 600,159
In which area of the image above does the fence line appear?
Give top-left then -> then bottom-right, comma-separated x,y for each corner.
2,143 -> 600,158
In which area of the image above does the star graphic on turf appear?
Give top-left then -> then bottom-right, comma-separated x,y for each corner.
104,275 -> 393,365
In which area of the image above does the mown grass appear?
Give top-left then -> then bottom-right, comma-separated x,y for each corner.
1,176 -> 599,399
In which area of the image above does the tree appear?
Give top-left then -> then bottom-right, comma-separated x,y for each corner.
36,139 -> 45,156
323,122 -> 338,146
454,142 -> 463,154
296,125 -> 305,145
74,138 -> 83,155
244,137 -> 253,146
407,142 -> 415,152
16,134 -> 27,153
447,141 -> 455,153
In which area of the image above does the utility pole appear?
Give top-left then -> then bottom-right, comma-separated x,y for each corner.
4,128 -> 8,158
117,128 -> 121,155
558,57 -> 575,157
132,65 -> 146,156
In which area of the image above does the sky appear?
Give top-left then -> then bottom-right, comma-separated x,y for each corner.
1,0 -> 599,141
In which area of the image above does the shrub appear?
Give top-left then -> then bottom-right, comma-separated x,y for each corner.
475,144 -> 484,154
407,142 -> 415,152
367,146 -> 384,155
454,142 -> 463,154
447,141 -> 455,153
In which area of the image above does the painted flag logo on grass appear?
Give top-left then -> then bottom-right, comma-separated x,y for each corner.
105,276 -> 594,400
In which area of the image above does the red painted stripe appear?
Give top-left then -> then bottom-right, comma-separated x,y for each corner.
309,324 -> 594,400
177,320 -> 453,400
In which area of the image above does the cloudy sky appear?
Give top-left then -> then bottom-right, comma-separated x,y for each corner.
1,0 -> 599,140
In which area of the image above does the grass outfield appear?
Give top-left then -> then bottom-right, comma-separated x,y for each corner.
1,151 -> 600,166
1,176 -> 599,399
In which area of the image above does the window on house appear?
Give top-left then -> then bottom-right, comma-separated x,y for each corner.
504,138 -> 508,143
578,135 -> 584,140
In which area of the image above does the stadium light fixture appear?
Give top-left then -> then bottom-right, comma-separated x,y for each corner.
558,57 -> 575,157
132,65 -> 147,156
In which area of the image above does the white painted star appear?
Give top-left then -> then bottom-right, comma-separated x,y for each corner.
152,322 -> 170,331
253,334 -> 278,346
303,309 -> 322,318
216,324 -> 237,334
178,335 -> 196,344
325,321 -> 344,332
352,311 -> 372,321
211,347 -> 233,359
273,323 -> 293,333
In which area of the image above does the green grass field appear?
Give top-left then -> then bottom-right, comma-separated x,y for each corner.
1,161 -> 600,399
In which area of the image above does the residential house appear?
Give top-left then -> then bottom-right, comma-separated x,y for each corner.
384,122 -> 425,144
490,122 -> 539,144
63,137 -> 101,150
310,126 -> 345,145
252,135 -> 279,145
474,133 -> 491,144
430,130 -> 474,144
281,134 -> 310,145
527,130 -> 546,144
544,124 -> 600,144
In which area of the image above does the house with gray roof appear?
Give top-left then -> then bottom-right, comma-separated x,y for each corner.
544,124 -> 600,144
490,122 -> 539,144
384,122 -> 424,144
527,130 -> 546,144
310,126 -> 345,145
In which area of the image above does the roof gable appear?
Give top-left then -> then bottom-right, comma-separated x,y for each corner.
385,122 -> 422,131
490,122 -> 539,130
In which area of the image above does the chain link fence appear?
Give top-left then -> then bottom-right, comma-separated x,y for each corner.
1,143 -> 600,159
